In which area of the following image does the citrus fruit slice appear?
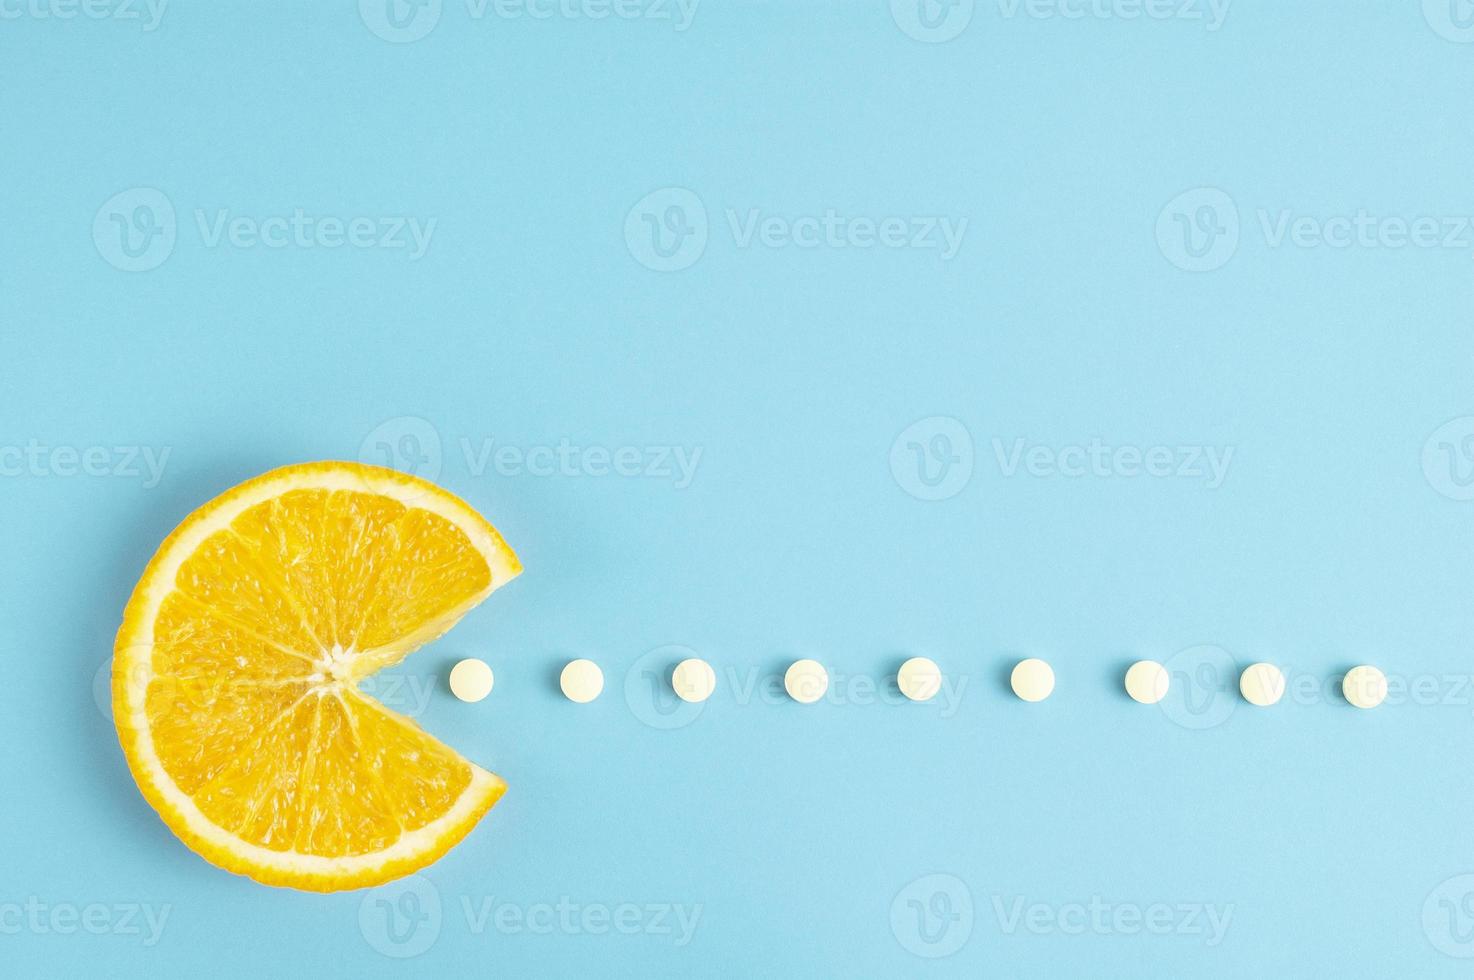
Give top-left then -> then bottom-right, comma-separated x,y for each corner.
113,462 -> 521,891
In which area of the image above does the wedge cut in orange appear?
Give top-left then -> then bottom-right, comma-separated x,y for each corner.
113,462 -> 521,892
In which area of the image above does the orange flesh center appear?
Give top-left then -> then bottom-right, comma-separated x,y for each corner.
141,488 -> 492,857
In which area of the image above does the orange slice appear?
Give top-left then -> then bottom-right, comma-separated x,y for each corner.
113,462 -> 521,891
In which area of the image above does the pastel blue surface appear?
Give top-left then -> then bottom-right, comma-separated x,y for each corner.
4,1 -> 1474,976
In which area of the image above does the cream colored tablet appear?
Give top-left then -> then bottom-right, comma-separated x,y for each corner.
1010,658 -> 1054,702
560,658 -> 604,703
1124,660 -> 1169,705
897,657 -> 941,702
448,658 -> 494,703
784,659 -> 828,704
672,657 -> 717,703
1239,663 -> 1285,707
1342,665 -> 1387,709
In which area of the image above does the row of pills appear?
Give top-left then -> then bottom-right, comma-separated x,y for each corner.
451,657 -> 1393,709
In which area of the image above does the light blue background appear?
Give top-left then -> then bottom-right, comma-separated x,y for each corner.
4,0 -> 1474,976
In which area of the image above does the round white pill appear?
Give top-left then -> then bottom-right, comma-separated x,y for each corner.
784,659 -> 828,704
448,658 -> 494,703
560,659 -> 603,703
897,657 -> 942,702
1342,665 -> 1387,709
1011,658 -> 1054,702
672,658 -> 716,703
1240,663 -> 1285,707
1124,660 -> 1169,705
